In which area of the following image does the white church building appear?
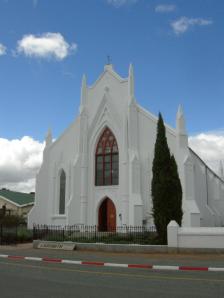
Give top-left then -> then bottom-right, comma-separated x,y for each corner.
28,64 -> 224,230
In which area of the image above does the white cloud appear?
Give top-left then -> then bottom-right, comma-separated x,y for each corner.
107,0 -> 137,8
155,4 -> 176,13
0,43 -> 6,56
1,131 -> 223,193
171,17 -> 213,35
17,33 -> 77,60
2,179 -> 36,194
0,136 -> 44,193
189,132 -> 224,175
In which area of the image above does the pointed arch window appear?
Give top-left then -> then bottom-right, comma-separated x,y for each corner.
95,128 -> 119,186
59,170 -> 66,214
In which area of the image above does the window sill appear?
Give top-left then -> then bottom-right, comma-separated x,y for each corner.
51,214 -> 66,219
94,185 -> 119,190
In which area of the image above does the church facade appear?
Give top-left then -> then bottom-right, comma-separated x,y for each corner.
28,64 -> 224,229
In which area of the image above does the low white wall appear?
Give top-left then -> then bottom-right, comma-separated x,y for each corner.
168,220 -> 224,249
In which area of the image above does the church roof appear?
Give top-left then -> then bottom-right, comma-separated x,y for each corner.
0,189 -> 35,207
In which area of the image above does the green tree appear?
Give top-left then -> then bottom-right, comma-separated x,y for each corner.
151,113 -> 182,243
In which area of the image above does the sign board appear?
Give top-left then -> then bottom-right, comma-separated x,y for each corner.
37,241 -> 76,251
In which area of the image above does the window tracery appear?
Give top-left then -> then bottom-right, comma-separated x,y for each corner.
95,128 -> 119,186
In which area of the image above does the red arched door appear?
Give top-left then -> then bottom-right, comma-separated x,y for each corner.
98,198 -> 116,231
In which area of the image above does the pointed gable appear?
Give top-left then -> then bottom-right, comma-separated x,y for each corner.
85,65 -> 130,124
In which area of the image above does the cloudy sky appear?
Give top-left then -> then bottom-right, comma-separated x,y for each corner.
0,0 -> 224,192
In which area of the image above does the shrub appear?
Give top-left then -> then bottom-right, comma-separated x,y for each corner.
17,226 -> 33,243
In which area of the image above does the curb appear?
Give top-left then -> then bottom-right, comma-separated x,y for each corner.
1,254 -> 224,272
33,240 -> 224,254
33,240 -> 168,253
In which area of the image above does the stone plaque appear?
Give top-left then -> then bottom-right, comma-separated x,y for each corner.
37,241 -> 76,251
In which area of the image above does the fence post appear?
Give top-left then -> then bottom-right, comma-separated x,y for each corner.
33,225 -> 36,240
167,221 -> 179,248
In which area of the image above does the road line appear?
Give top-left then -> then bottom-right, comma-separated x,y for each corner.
61,260 -> 82,265
128,264 -> 152,269
179,266 -> 208,271
104,263 -> 128,268
42,257 -> 62,263
209,267 -> 224,272
153,265 -> 179,271
8,255 -> 25,260
82,261 -> 104,266
24,257 -> 42,261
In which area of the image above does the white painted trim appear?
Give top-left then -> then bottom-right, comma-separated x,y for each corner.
51,214 -> 67,219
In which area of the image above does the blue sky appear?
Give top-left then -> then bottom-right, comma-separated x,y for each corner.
1,0 -> 223,139
0,0 -> 224,192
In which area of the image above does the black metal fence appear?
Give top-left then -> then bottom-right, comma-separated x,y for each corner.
33,225 -> 157,245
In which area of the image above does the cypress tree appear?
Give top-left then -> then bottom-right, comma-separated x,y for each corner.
151,113 -> 183,244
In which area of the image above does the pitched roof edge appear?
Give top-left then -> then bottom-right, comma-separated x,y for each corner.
137,104 -> 176,136
88,68 -> 128,90
189,147 -> 224,183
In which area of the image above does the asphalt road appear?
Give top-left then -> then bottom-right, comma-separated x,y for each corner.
1,258 -> 224,298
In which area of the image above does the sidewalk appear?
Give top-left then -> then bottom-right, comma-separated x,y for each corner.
1,243 -> 224,269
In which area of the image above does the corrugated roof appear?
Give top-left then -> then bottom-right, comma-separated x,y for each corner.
0,189 -> 35,206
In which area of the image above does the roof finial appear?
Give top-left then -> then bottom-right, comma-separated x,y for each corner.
45,128 -> 52,147
177,105 -> 184,118
107,55 -> 112,65
104,56 -> 113,71
219,160 -> 224,180
128,63 -> 135,104
176,104 -> 186,135
80,74 -> 87,113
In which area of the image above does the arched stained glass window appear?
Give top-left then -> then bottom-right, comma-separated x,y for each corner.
95,128 -> 119,186
59,170 -> 66,214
